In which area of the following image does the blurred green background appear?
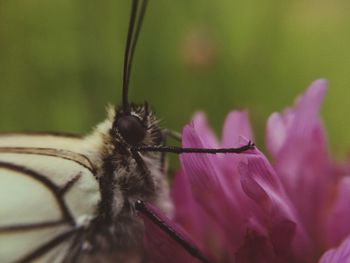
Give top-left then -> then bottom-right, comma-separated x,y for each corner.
1,0 -> 350,158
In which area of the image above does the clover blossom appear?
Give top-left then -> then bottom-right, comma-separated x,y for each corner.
141,80 -> 350,263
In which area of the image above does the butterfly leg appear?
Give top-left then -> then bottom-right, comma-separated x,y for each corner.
130,148 -> 156,193
134,140 -> 255,155
135,200 -> 212,263
162,129 -> 182,142
159,129 -> 180,175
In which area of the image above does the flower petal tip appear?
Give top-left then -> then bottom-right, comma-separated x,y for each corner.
320,235 -> 350,263
222,110 -> 253,148
307,79 -> 328,98
266,112 -> 286,156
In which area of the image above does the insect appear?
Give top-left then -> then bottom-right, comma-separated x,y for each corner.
0,0 -> 253,262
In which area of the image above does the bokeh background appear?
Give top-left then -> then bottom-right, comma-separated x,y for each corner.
1,0 -> 350,159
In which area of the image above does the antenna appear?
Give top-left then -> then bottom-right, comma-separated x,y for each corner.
122,0 -> 149,113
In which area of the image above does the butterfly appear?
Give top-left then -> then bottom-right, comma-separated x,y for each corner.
0,0 -> 253,262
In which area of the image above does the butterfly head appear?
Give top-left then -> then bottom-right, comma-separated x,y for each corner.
112,103 -> 162,148
115,111 -> 146,146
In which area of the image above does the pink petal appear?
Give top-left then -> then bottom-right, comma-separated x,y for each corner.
266,79 -> 327,157
239,155 -> 313,262
139,202 -> 208,263
236,221 -> 278,263
181,123 -> 222,193
290,79 -> 327,140
267,80 -> 332,243
325,176 -> 350,247
171,170 -> 205,247
192,112 -> 219,148
180,123 -> 247,252
319,235 -> 350,263
219,111 -> 257,214
221,111 -> 253,148
266,112 -> 287,158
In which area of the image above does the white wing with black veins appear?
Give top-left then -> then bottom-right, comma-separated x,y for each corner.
0,133 -> 101,262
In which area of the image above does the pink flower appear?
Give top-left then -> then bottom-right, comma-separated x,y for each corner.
140,80 -> 350,262
320,235 -> 350,263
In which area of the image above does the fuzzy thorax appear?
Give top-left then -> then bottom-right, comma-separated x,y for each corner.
80,104 -> 172,251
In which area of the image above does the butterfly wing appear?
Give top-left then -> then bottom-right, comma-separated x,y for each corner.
0,133 -> 101,262
0,132 -> 83,150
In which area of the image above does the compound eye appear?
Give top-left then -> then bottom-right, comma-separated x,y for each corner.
116,115 -> 146,145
